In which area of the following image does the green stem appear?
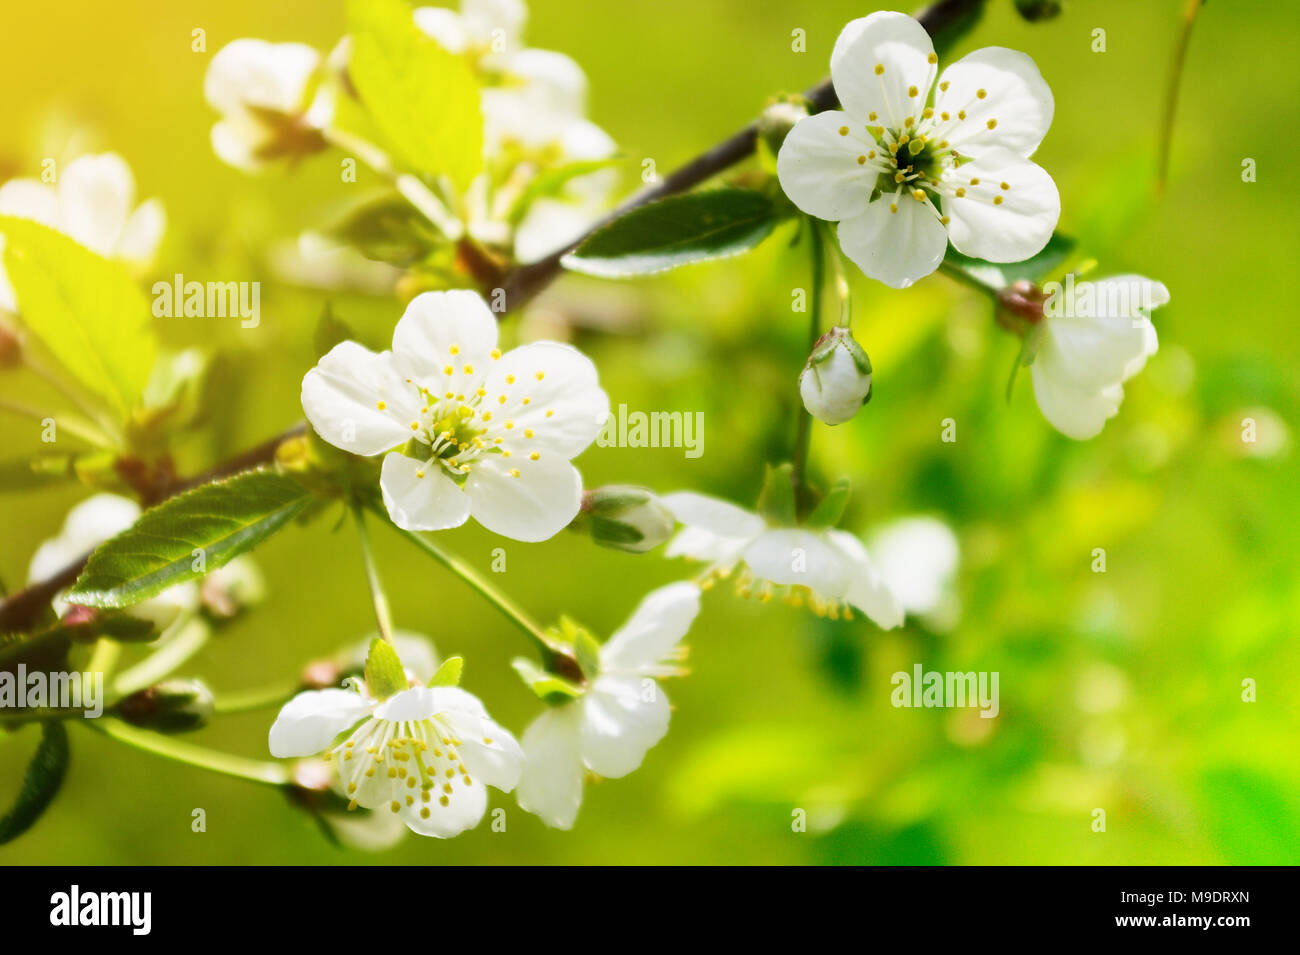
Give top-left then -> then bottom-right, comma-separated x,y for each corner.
0,397 -> 112,447
938,260 -> 1001,299
85,717 -> 291,787
352,504 -> 394,644
790,217 -> 825,505
386,518 -> 555,659
1156,0 -> 1204,196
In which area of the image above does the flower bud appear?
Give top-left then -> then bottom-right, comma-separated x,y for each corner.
1014,0 -> 1064,22
112,678 -> 215,734
799,326 -> 873,425
579,485 -> 675,553
758,97 -> 810,171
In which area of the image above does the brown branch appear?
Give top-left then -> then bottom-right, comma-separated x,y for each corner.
0,0 -> 982,633
501,0 -> 983,311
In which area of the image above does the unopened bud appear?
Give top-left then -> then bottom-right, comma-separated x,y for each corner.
1014,0 -> 1064,22
758,97 -> 810,169
799,326 -> 873,425
580,485 -> 675,553
112,678 -> 214,733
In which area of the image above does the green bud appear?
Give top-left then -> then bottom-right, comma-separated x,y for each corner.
758,96 -> 811,172
112,679 -> 215,734
799,326 -> 873,426
579,485 -> 675,553
1014,0 -> 1064,22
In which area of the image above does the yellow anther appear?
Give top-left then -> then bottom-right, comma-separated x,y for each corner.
545,409 -> 554,417
462,365 -> 474,375
976,88 -> 987,99
912,188 -> 925,201
481,411 -> 492,422
505,421 -> 514,430
443,365 -> 453,376
449,344 -> 460,355
923,107 -> 934,119
857,155 -> 866,165
940,215 -> 951,224
969,177 -> 980,185
529,452 -> 540,461
490,348 -> 501,359
927,52 -> 938,64
889,202 -> 898,214
509,468 -> 520,478
410,422 -> 419,431
505,375 -> 515,385
958,110 -> 966,120
955,187 -> 966,197
986,118 -> 997,129
535,371 -> 544,381
838,125 -> 849,136
524,428 -> 534,438
993,195 -> 1003,205
1000,181 -> 1010,190
868,150 -> 876,159
940,81 -> 949,92
416,470 -> 425,479
894,171 -> 905,183
904,116 -> 914,127
941,112 -> 950,121
874,63 -> 884,75
498,395 -> 507,404
390,801 -> 400,813
908,85 -> 918,97
868,111 -> 877,121
376,400 -> 386,410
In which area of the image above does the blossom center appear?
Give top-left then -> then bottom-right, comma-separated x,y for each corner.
328,715 -> 476,819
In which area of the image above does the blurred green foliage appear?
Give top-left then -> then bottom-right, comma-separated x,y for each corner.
1,0 -> 1297,864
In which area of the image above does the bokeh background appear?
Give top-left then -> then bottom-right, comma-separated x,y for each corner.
1,0 -> 1297,864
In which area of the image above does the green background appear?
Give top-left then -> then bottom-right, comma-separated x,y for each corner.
1,0 -> 1297,864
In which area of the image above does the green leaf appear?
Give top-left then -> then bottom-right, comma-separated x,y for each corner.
65,470 -> 311,609
0,215 -> 157,420
330,193 -> 440,267
347,0 -> 483,188
364,638 -> 407,700
428,655 -> 463,687
943,232 -> 1076,292
573,630 -> 602,682
0,723 -> 69,844
806,477 -> 851,529
758,462 -> 797,526
561,189 -> 783,278
512,657 -> 583,704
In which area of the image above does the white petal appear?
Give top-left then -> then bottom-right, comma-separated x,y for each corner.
578,674 -> 670,779
743,528 -> 850,595
116,198 -> 166,268
380,453 -> 472,532
1037,315 -> 1149,394
301,342 -> 417,455
660,492 -> 765,539
837,196 -> 947,289
28,493 -> 139,582
1030,364 -> 1123,440
461,0 -> 527,47
204,39 -> 319,115
372,686 -> 441,722
465,455 -> 582,542
412,7 -> 470,53
601,582 -> 701,673
505,49 -> 587,117
517,706 -> 585,829
482,341 -> 607,457
210,118 -> 263,172
826,530 -> 905,629
935,47 -> 1054,156
391,289 -> 499,380
514,198 -> 596,264
454,719 -> 524,792
943,148 -> 1058,263
400,768 -> 488,838
776,110 -> 876,221
0,178 -> 58,225
57,154 -> 134,255
867,517 -> 959,615
269,689 -> 371,758
831,11 -> 937,128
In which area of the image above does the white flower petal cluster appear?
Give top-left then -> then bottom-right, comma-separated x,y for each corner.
301,289 -> 608,541
0,153 -> 165,312
777,11 -> 1059,288
271,679 -> 523,839
662,492 -> 903,627
1030,275 -> 1168,439
204,39 -> 330,171
517,582 -> 700,829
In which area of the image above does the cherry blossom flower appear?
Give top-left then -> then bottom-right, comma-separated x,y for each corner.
662,492 -> 903,627
516,582 -> 700,829
269,642 -> 523,839
301,289 -> 608,541
777,11 -> 1059,288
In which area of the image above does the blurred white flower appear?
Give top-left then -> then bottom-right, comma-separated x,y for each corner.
27,493 -> 197,629
204,39 -> 330,171
866,516 -> 959,624
1030,274 -> 1168,439
517,582 -> 700,829
0,152 -> 165,312
777,11 -> 1059,288
661,492 -> 903,628
301,289 -> 608,541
